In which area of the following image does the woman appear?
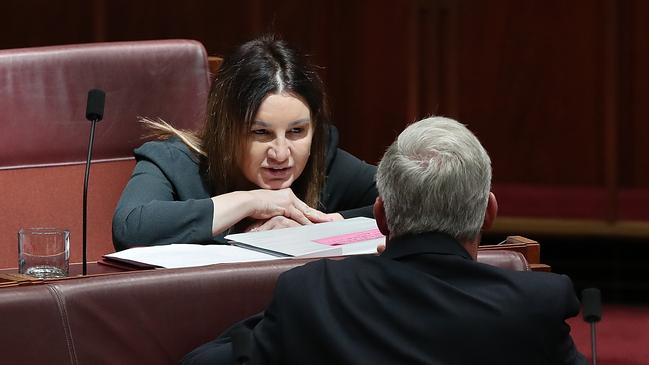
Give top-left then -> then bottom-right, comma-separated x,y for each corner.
112,35 -> 377,250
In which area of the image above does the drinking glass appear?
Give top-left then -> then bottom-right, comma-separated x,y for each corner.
18,228 -> 70,278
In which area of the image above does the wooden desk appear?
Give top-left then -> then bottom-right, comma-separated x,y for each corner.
0,261 -> 144,288
480,235 -> 551,272
1,261 -> 128,275
2,237 -> 550,288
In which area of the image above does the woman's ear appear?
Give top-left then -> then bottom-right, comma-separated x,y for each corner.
482,192 -> 498,231
373,197 -> 390,237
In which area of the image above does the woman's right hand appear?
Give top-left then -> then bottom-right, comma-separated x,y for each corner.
245,188 -> 330,225
210,188 -> 330,236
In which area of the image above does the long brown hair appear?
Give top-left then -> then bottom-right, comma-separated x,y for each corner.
145,35 -> 330,208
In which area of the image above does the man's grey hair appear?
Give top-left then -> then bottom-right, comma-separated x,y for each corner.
375,117 -> 492,241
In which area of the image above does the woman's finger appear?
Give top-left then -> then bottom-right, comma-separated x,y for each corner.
302,206 -> 331,223
250,216 -> 301,232
285,205 -> 312,225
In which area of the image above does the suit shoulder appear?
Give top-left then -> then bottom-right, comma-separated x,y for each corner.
502,269 -> 579,311
134,137 -> 198,163
512,270 -> 574,292
132,138 -> 202,187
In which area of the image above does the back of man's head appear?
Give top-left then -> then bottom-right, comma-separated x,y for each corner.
376,117 -> 492,241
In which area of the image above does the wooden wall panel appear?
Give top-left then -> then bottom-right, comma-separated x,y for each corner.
315,0 -> 422,163
456,0 -> 608,186
619,0 -> 649,188
1,0 -> 95,48
618,0 -> 649,221
99,1 -> 264,52
451,0 -> 617,221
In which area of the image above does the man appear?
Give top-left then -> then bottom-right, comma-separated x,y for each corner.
182,117 -> 586,364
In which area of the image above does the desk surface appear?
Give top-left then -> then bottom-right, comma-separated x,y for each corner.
1,261 -> 127,275
1,239 -> 551,286
1,239 -> 550,279
0,261 -> 136,288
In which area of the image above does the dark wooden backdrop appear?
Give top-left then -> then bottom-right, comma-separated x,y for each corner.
3,0 -> 648,235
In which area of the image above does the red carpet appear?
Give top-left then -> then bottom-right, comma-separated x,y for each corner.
567,304 -> 649,365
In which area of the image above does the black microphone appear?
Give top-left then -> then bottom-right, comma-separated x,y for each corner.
581,288 -> 602,365
83,89 -> 105,275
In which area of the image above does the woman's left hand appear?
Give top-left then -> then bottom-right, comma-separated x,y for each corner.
245,212 -> 345,232
325,213 -> 344,221
244,215 -> 303,232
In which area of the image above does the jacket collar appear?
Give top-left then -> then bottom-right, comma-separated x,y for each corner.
380,231 -> 473,261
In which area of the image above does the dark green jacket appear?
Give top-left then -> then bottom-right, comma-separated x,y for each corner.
112,127 -> 377,250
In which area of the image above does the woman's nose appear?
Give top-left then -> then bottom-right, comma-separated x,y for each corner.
268,138 -> 290,162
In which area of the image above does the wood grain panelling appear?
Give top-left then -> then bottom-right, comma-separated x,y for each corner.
1,0 -> 95,48
314,0 -> 460,163
99,0 -> 264,52
619,0 -> 649,188
453,0 -> 619,220
319,0 -> 423,163
618,0 -> 649,221
602,0 -> 620,223
457,0 -> 608,186
407,1 -> 460,122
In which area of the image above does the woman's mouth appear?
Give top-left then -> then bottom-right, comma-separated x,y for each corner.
262,167 -> 292,179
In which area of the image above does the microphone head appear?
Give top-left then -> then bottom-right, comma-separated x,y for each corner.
581,288 -> 602,323
85,89 -> 106,121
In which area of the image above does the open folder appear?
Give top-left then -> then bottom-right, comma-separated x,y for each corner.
225,216 -> 383,257
103,217 -> 384,269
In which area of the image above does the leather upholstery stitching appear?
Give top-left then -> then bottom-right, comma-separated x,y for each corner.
48,284 -> 79,365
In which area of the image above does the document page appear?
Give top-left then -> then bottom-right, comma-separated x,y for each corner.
225,217 -> 385,257
104,244 -> 281,269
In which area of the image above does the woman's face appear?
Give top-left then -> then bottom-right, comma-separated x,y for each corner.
238,93 -> 314,190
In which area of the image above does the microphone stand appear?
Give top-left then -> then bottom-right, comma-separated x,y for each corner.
581,288 -> 602,365
82,120 -> 97,275
589,319 -> 598,365
83,89 -> 105,275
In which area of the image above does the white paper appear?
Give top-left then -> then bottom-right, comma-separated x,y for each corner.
225,217 -> 385,257
104,218 -> 384,269
104,244 -> 281,269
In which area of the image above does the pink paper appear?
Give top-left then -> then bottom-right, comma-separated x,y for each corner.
313,229 -> 384,246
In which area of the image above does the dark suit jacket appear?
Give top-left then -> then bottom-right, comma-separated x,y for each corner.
112,126 -> 377,250
182,232 -> 586,365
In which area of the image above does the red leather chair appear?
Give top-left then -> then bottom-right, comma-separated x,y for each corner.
0,40 -> 211,268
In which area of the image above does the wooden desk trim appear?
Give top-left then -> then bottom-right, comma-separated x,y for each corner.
0,261 -> 140,288
208,56 -> 222,75
480,235 -> 550,271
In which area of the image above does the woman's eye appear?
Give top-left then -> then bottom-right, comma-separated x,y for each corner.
290,128 -> 304,134
252,129 -> 267,135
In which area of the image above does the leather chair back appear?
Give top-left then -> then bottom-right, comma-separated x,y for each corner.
477,249 -> 529,271
0,40 -> 210,268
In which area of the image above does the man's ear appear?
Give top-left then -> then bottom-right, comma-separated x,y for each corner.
373,196 -> 390,237
482,192 -> 498,231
